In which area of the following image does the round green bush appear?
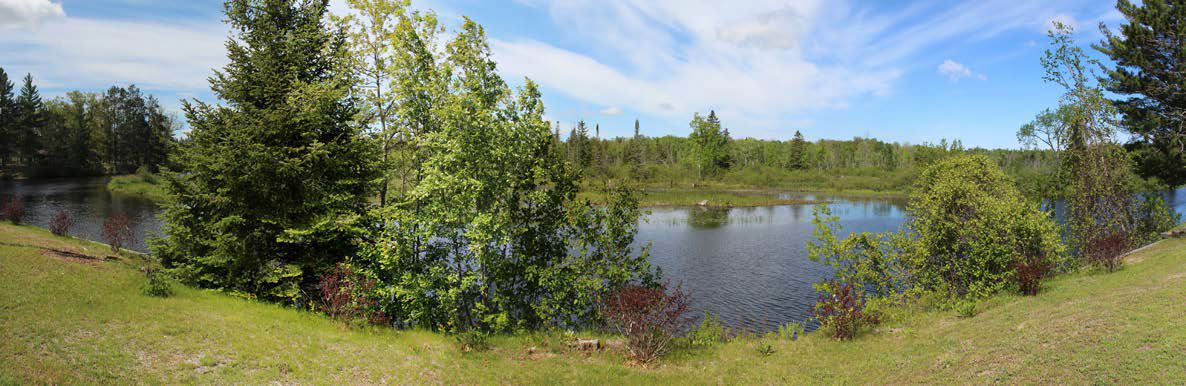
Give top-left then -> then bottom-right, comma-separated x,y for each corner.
907,155 -> 1065,300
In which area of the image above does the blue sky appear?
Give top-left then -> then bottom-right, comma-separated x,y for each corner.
0,0 -> 1125,148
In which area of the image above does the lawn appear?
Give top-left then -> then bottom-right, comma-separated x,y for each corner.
2,222 -> 1184,384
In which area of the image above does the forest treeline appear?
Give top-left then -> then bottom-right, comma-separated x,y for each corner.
556,116 -> 1064,196
0,69 -> 175,178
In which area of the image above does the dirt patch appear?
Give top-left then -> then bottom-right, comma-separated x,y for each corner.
39,248 -> 112,266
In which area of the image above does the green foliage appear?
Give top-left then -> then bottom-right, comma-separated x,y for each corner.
351,14 -> 655,332
688,111 -> 732,180
1098,0 -> 1186,186
755,342 -> 775,357
808,203 -> 912,298
907,155 -> 1065,301
1135,192 -> 1182,246
1039,23 -> 1177,269
453,330 -> 491,352
813,280 -> 879,341
775,321 -> 807,341
141,268 -> 175,298
686,311 -> 729,347
953,300 -> 977,318
154,0 -> 379,303
0,68 -> 13,175
0,67 -> 174,178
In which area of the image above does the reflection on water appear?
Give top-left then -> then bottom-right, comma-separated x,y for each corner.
636,194 -> 909,333
4,178 -> 1185,333
639,189 -> 1186,333
0,178 -> 163,252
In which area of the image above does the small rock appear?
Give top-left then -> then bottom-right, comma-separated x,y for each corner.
572,338 -> 602,351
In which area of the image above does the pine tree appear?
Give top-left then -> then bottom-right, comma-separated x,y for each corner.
154,0 -> 379,302
1098,0 -> 1186,186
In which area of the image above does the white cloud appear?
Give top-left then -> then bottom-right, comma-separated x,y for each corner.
497,0 -> 1074,135
0,0 -> 64,30
0,17 -> 227,91
600,106 -> 623,116
938,60 -> 972,81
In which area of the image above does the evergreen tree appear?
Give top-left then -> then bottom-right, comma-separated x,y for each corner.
1098,0 -> 1186,186
154,0 -> 379,302
789,130 -> 807,169
0,68 -> 13,173
14,74 -> 45,168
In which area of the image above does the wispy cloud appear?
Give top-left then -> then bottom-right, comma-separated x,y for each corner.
600,106 -> 623,116
494,0 -> 1078,133
0,15 -> 226,92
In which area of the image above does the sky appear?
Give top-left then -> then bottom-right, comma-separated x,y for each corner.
0,0 -> 1127,149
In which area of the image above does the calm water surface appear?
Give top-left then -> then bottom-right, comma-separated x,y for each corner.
4,178 -> 1185,332
1,177 -> 163,252
635,195 -> 908,332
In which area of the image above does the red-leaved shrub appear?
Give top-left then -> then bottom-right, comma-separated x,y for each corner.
1087,232 -> 1128,272
1,196 -> 26,224
599,283 -> 693,364
102,213 -> 135,253
318,263 -> 387,324
813,280 -> 878,341
49,209 -> 75,236
1012,254 -> 1052,296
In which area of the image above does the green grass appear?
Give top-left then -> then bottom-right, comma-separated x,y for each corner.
106,174 -> 170,203
2,222 -> 1185,384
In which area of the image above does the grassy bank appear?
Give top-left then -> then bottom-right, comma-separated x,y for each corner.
106,174 -> 169,203
580,188 -> 828,208
2,222 -> 1184,383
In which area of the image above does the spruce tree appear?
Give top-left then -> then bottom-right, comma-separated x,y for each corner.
790,130 -> 807,169
15,74 -> 46,168
0,68 -> 13,172
154,0 -> 378,302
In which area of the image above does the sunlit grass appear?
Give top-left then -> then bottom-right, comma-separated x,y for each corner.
106,174 -> 170,203
2,222 -> 1184,383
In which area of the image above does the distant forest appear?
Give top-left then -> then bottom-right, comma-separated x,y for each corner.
554,114 -> 1066,198
0,67 -> 175,178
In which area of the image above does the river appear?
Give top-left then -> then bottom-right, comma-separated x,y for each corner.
3,178 -> 1184,332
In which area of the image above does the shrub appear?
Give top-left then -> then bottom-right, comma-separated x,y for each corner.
813,280 -> 878,341
600,283 -> 693,364
775,321 -> 807,341
1013,254 -> 1053,295
1086,232 -> 1128,272
101,213 -> 136,253
686,311 -> 728,347
141,267 -> 175,297
755,342 -> 775,356
908,155 -> 1064,301
454,330 -> 491,352
808,204 -> 914,300
954,299 -> 978,318
49,209 -> 75,236
1,196 -> 26,224
317,263 -> 386,324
